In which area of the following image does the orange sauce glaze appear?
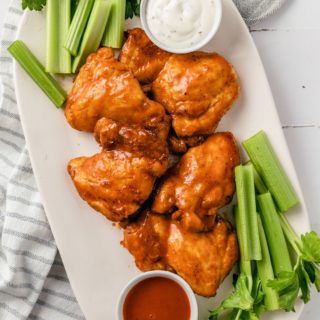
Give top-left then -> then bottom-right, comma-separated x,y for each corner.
123,276 -> 191,320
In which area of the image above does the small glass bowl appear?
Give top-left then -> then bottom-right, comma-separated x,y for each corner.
116,270 -> 198,320
140,0 -> 222,54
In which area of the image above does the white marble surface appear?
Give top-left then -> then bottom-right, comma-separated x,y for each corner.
0,0 -> 319,319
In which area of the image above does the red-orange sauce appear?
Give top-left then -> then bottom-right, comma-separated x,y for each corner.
123,276 -> 191,320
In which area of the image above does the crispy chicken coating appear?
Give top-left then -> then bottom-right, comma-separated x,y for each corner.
119,28 -> 172,84
123,211 -> 238,297
152,132 -> 240,232
65,47 -> 168,137
152,52 -> 240,138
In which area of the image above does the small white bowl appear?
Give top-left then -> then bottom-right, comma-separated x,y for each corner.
140,0 -> 222,54
116,270 -> 198,320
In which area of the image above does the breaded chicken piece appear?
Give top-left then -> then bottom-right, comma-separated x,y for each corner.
152,132 -> 240,232
123,211 -> 238,297
119,28 -> 172,84
65,47 -> 168,137
152,52 -> 240,138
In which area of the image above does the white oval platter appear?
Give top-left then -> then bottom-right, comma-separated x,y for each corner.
13,0 -> 309,319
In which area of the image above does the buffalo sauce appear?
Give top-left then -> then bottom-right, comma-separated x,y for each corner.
123,276 -> 191,320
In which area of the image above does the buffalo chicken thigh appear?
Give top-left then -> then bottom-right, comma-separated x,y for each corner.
123,211 -> 238,297
68,151 -> 159,222
152,52 -> 240,138
120,28 -> 172,84
68,117 -> 169,222
65,47 -> 168,137
153,132 -> 240,232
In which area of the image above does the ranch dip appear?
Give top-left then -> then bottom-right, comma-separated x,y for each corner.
146,0 -> 216,49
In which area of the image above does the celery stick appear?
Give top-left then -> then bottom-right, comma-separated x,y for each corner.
8,40 -> 67,108
279,213 -> 303,255
257,192 -> 292,275
102,0 -> 125,48
210,207 -> 254,320
245,161 -> 268,194
46,0 -> 71,74
64,0 -> 94,56
72,0 -> 111,73
235,205 -> 253,292
235,168 -> 252,262
235,164 -> 262,261
71,0 -> 80,17
257,215 -> 279,311
243,131 -> 299,212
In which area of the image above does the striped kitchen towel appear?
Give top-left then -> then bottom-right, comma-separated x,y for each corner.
0,1 -> 85,319
234,0 -> 287,25
0,0 -> 287,319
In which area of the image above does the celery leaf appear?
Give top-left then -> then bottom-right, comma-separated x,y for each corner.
315,267 -> 320,291
22,0 -> 46,11
301,231 -> 320,263
251,275 -> 265,316
296,261 -> 311,303
125,0 -> 140,19
268,271 -> 299,311
209,274 -> 254,320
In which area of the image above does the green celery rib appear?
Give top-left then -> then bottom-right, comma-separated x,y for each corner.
235,164 -> 262,261
234,205 -> 253,292
245,161 -> 268,194
278,213 -> 303,255
46,0 -> 71,74
257,215 -> 279,311
72,0 -> 112,73
64,0 -> 94,56
243,131 -> 299,212
257,192 -> 292,275
102,0 -> 125,48
8,40 -> 67,108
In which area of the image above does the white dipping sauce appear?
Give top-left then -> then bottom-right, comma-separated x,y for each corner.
146,0 -> 216,49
